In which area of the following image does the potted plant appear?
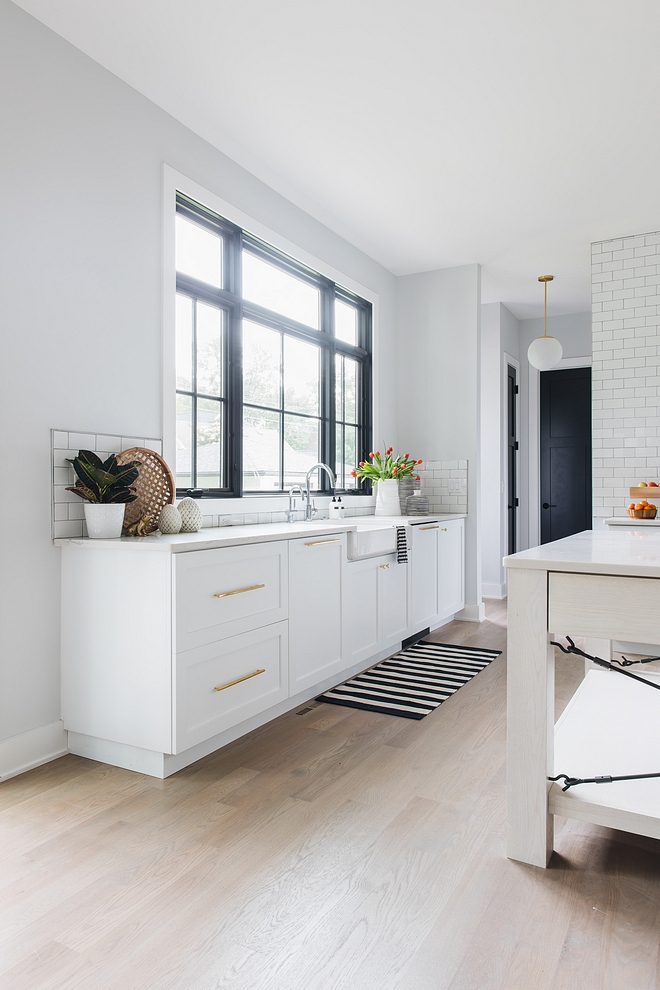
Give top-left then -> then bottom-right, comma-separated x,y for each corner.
66,450 -> 141,539
352,447 -> 423,516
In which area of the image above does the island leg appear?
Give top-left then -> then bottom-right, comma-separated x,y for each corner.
506,566 -> 554,867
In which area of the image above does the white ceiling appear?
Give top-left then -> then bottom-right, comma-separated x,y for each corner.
13,0 -> 660,318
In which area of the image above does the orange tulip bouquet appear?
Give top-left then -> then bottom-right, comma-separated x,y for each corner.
351,446 -> 423,483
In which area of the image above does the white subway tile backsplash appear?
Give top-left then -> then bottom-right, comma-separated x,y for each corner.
592,231 -> 660,516
54,520 -> 84,539
51,430 -> 163,539
68,432 -> 95,450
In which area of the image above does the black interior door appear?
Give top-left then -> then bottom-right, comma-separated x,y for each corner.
507,364 -> 518,554
540,367 -> 592,544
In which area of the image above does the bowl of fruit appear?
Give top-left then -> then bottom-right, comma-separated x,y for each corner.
628,500 -> 658,518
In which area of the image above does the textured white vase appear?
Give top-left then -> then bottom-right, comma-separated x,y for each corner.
374,479 -> 402,517
159,503 -> 182,534
178,497 -> 203,532
84,503 -> 125,539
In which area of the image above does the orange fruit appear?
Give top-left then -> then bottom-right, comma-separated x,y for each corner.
635,503 -> 645,510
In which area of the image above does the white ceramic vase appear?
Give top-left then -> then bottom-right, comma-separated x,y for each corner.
84,503 -> 126,539
374,478 -> 402,517
158,503 -> 182,534
178,497 -> 203,533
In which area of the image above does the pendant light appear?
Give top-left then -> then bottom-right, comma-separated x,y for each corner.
527,275 -> 562,371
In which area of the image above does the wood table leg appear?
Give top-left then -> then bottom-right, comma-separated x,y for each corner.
506,567 -> 554,867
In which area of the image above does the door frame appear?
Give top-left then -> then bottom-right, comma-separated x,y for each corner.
528,354 -> 592,549
503,353 -> 520,564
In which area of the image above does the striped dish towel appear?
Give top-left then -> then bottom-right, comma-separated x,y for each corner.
396,526 -> 408,563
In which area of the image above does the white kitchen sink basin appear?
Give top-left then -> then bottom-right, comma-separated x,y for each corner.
347,525 -> 397,560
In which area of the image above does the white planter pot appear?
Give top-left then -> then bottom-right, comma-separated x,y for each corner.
84,503 -> 126,539
374,479 -> 402,517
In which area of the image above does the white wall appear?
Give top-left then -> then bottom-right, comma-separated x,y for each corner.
396,264 -> 483,620
592,232 -> 660,526
0,0 -> 398,750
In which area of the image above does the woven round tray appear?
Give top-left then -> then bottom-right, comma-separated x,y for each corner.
116,447 -> 175,534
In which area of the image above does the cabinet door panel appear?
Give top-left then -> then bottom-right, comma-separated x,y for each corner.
289,535 -> 344,693
173,622 -> 288,753
342,557 -> 381,666
380,560 -> 409,648
175,541 -> 287,651
438,520 -> 465,619
411,525 -> 439,629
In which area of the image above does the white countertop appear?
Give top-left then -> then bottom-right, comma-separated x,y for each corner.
605,516 -> 660,527
54,513 -> 466,552
504,529 -> 660,578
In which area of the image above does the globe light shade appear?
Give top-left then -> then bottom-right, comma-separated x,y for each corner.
527,335 -> 563,371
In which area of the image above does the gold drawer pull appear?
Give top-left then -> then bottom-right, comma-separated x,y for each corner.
214,668 -> 265,692
419,525 -> 439,531
304,539 -> 341,547
441,527 -> 447,532
380,563 -> 391,569
214,583 -> 265,598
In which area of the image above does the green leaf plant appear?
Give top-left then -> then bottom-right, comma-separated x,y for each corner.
351,445 -> 423,484
66,450 -> 142,504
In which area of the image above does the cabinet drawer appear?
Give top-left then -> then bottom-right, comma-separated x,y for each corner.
175,542 -> 288,651
548,571 -> 660,641
173,621 -> 289,753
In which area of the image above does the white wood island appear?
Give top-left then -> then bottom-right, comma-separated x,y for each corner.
504,530 -> 660,868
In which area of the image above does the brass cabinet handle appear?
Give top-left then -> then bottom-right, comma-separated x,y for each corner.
304,539 -> 341,547
441,527 -> 447,532
213,583 -> 265,599
214,668 -> 265,692
380,563 -> 391,569
419,525 -> 439,531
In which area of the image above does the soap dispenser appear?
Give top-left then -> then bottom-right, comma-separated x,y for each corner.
329,496 -> 345,519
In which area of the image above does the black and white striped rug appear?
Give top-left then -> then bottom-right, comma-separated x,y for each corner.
317,641 -> 501,719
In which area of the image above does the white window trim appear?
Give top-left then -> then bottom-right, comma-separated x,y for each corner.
161,164 -> 379,510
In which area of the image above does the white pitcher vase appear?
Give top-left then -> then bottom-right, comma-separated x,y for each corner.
374,479 -> 402,517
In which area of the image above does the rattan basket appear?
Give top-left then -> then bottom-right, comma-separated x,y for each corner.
628,507 -> 657,519
116,447 -> 175,534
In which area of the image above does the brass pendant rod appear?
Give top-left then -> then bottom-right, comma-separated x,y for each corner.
538,275 -> 554,337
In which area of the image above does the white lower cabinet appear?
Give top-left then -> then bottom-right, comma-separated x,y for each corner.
342,555 -> 409,664
173,621 -> 288,753
438,519 -> 465,619
380,558 -> 410,649
59,517 -> 464,778
288,533 -> 345,693
342,556 -> 382,666
411,523 -> 440,629
410,518 -> 465,631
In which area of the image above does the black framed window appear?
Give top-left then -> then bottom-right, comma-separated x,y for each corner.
175,193 -> 372,496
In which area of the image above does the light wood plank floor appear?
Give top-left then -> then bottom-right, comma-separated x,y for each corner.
3,600 -> 660,989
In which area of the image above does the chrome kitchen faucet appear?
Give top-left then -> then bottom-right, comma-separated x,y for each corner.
304,463 -> 336,521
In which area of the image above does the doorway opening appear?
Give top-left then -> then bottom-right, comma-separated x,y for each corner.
540,367 -> 592,544
507,363 -> 518,555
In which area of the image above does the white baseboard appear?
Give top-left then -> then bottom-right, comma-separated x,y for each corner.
482,583 -> 507,600
454,602 -> 487,622
0,720 -> 68,781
